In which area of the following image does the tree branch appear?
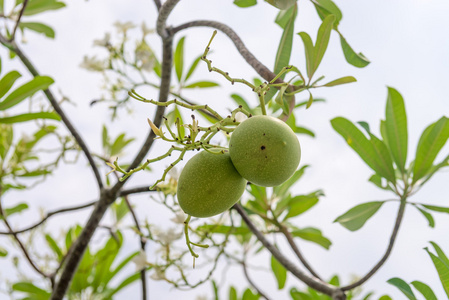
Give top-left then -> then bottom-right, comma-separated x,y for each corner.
156,0 -> 181,39
233,204 -> 345,299
0,201 -> 96,235
172,20 -> 279,83
8,0 -> 29,42
341,199 -> 407,291
6,41 -> 104,190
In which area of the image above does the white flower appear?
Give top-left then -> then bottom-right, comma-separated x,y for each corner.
114,21 -> 136,34
80,56 -> 107,72
168,167 -> 180,180
135,41 -> 156,72
93,33 -> 111,47
170,211 -> 186,224
132,250 -> 148,271
235,112 -> 248,123
153,226 -> 182,244
195,295 -> 208,300
150,267 -> 166,281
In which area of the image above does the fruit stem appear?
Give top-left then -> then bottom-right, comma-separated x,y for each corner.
259,93 -> 267,115
184,215 -> 199,258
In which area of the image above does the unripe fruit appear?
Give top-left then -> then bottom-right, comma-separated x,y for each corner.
229,115 -> 301,187
177,151 -> 247,218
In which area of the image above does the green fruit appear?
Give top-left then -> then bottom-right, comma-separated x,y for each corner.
229,115 -> 301,187
177,151 -> 247,218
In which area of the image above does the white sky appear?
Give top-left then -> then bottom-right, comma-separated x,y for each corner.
1,0 -> 449,299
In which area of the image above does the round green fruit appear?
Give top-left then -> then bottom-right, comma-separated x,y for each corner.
229,115 -> 301,187
177,151 -> 247,218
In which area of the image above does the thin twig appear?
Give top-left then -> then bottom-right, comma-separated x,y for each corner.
242,260 -> 270,300
0,200 -> 97,235
279,224 -> 323,280
8,0 -> 29,42
233,204 -> 345,299
0,191 -> 51,279
172,20 -> 279,84
341,199 -> 407,291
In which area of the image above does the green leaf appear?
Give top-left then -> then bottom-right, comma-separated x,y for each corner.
429,241 -> 449,266
311,0 -> 343,27
334,201 -> 384,231
0,203 -> 28,219
306,91 -> 313,109
271,255 -> 287,289
385,87 -> 408,173
184,81 -> 219,88
369,133 -> 396,183
242,288 -> 259,300
387,278 -> 416,300
425,248 -> 449,297
110,133 -> 134,156
106,251 -> 140,285
229,286 -> 238,300
0,112 -> 61,123
230,94 -> 252,113
275,5 -> 296,28
284,194 -> 319,219
184,54 -> 202,82
291,227 -> 332,249
19,22 -> 55,38
298,32 -> 315,79
174,36 -> 185,82
45,234 -> 63,260
0,246 -> 7,257
233,0 -> 257,7
323,76 -> 356,87
0,0 -> 3,14
422,205 -> 449,214
273,165 -> 308,198
378,296 -> 393,300
413,117 -> 449,183
274,4 -> 296,75
415,206 -> 435,228
290,288 -> 313,300
0,76 -> 54,110
23,0 -> 66,16
410,281 -> 437,300
103,273 -> 141,299
12,282 -> 51,299
331,117 -> 395,180
313,14 -> 335,77
0,70 -> 22,99
339,32 -> 370,68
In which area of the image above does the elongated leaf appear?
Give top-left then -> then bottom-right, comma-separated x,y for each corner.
291,227 -> 331,249
12,282 -> 51,298
331,117 -> 393,180
0,76 -> 54,110
384,87 -> 408,173
0,112 -> 61,123
334,201 -> 384,231
274,4 -> 296,75
23,0 -> 65,16
313,15 -> 335,76
45,234 -> 63,260
271,255 -> 287,289
323,76 -> 356,87
298,32 -> 315,78
425,248 -> 449,297
229,286 -> 238,300
339,32 -> 370,68
378,296 -> 393,300
413,117 -> 449,183
311,0 -> 342,27
290,288 -> 313,300
387,278 -> 416,300
0,203 -> 28,219
275,5 -> 296,28
0,70 -> 21,98
197,224 -> 250,236
184,54 -> 202,82
284,195 -> 319,219
369,133 -> 396,183
242,288 -> 259,300
19,22 -> 55,38
0,246 -> 7,257
422,205 -> 449,214
430,242 -> 449,266
106,251 -> 139,284
410,281 -> 437,300
103,273 -> 141,299
273,165 -> 308,198
174,37 -> 185,82
184,81 -> 219,88
415,206 -> 435,228
233,0 -> 257,7
230,94 -> 252,113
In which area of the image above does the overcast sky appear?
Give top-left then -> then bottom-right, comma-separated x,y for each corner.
1,0 -> 449,299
